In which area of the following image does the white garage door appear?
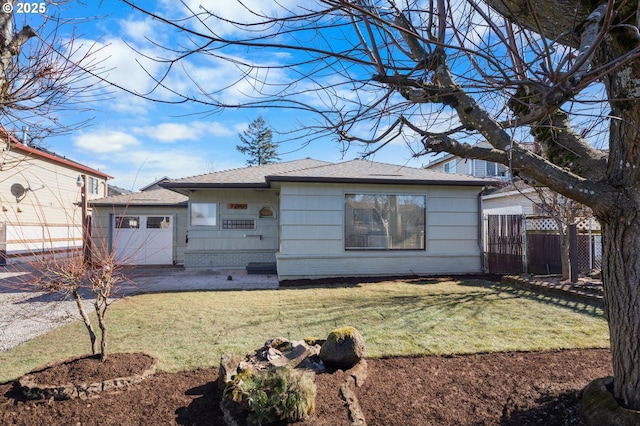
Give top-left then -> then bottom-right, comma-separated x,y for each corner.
113,215 -> 173,265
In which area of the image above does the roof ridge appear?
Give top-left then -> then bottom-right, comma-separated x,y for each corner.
168,158 -> 329,183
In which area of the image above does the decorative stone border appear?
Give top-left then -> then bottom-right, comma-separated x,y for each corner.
18,353 -> 159,401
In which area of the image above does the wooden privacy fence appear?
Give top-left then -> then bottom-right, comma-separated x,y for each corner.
485,214 -> 523,275
484,214 -> 602,275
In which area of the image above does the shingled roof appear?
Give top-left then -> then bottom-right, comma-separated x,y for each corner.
267,159 -> 495,186
161,158 -> 331,193
161,158 -> 494,194
90,188 -> 188,207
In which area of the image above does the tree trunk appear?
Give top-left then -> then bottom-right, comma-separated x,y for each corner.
600,217 -> 640,409
594,23 -> 640,410
72,289 -> 97,355
94,301 -> 107,362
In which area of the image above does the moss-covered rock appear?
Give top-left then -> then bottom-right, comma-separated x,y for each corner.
319,326 -> 365,369
223,367 -> 316,425
581,376 -> 640,426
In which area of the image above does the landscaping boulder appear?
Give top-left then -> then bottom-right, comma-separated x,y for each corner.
581,376 -> 640,426
319,326 -> 366,369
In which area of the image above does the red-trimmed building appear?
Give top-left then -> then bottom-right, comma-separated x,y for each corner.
0,128 -> 111,263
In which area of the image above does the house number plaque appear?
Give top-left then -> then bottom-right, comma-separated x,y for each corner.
227,203 -> 248,209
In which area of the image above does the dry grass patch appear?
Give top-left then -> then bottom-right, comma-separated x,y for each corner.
0,278 -> 608,382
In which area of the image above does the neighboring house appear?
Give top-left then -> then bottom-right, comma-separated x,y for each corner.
425,144 -> 542,214
0,128 -> 111,263
481,179 -> 541,215
91,186 -> 188,266
92,158 -> 495,280
425,149 -> 510,180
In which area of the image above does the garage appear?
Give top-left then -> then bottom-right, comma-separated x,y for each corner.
113,215 -> 174,265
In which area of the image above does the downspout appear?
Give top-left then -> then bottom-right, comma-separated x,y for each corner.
108,213 -> 114,254
478,186 -> 487,273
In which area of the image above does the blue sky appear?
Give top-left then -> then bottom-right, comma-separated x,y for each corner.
9,1 -> 428,191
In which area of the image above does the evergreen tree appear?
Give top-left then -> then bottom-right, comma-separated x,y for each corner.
236,116 -> 280,166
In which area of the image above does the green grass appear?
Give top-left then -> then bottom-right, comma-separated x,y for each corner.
0,279 -> 609,383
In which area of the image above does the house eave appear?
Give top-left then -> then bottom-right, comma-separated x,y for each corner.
266,175 -> 495,187
90,202 -> 188,208
7,137 -> 113,179
161,182 -> 271,194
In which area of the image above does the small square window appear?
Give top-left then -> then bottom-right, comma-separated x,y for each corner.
116,216 -> 139,229
147,216 -> 171,229
191,203 -> 217,226
444,160 -> 456,173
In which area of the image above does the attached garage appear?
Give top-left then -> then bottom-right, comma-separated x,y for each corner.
90,186 -> 188,266
113,215 -> 174,265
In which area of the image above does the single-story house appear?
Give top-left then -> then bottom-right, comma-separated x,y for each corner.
0,127 -> 111,263
92,159 -> 495,280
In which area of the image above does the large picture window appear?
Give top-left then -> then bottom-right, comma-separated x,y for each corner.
345,194 -> 426,250
191,202 -> 217,226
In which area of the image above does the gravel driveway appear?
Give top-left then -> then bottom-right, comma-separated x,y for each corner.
0,268 -> 97,352
0,264 -> 279,353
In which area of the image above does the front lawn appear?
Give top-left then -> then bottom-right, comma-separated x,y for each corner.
0,278 -> 609,383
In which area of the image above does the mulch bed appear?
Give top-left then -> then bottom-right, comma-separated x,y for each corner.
0,348 -> 612,425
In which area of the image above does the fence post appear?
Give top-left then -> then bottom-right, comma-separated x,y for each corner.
569,224 -> 578,283
522,214 -> 528,274
588,218 -> 593,270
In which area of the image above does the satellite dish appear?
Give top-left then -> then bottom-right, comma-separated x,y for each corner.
11,183 -> 26,199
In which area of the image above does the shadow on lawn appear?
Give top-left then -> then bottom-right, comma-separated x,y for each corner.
279,274 -> 503,289
487,282 -> 604,319
281,275 -> 604,331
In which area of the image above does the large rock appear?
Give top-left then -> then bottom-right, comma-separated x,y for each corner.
319,326 -> 366,369
581,376 -> 640,426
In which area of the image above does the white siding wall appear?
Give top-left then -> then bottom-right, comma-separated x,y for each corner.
0,149 -> 107,257
277,183 -> 483,280
429,157 -> 473,175
482,191 -> 533,215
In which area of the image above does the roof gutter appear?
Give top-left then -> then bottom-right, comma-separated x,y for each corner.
11,140 -> 113,179
266,175 -> 493,187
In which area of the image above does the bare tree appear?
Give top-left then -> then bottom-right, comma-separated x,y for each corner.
0,0 -> 106,140
27,241 -> 123,362
120,0 -> 640,409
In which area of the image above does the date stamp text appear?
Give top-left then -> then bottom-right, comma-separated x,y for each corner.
3,2 -> 47,14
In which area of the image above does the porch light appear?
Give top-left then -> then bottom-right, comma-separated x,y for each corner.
76,175 -> 84,188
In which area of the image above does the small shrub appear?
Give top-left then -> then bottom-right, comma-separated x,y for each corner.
224,367 -> 316,425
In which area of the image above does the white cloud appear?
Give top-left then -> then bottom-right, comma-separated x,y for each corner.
134,121 -> 235,143
73,130 -> 140,154
105,148 -> 222,190
120,17 -> 158,44
160,0 -> 310,37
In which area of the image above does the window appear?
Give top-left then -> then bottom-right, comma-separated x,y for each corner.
443,160 -> 456,173
345,194 -> 426,250
147,216 -> 171,229
88,176 -> 100,195
115,216 -> 139,229
222,219 -> 255,229
191,202 -> 217,226
473,160 -> 508,178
